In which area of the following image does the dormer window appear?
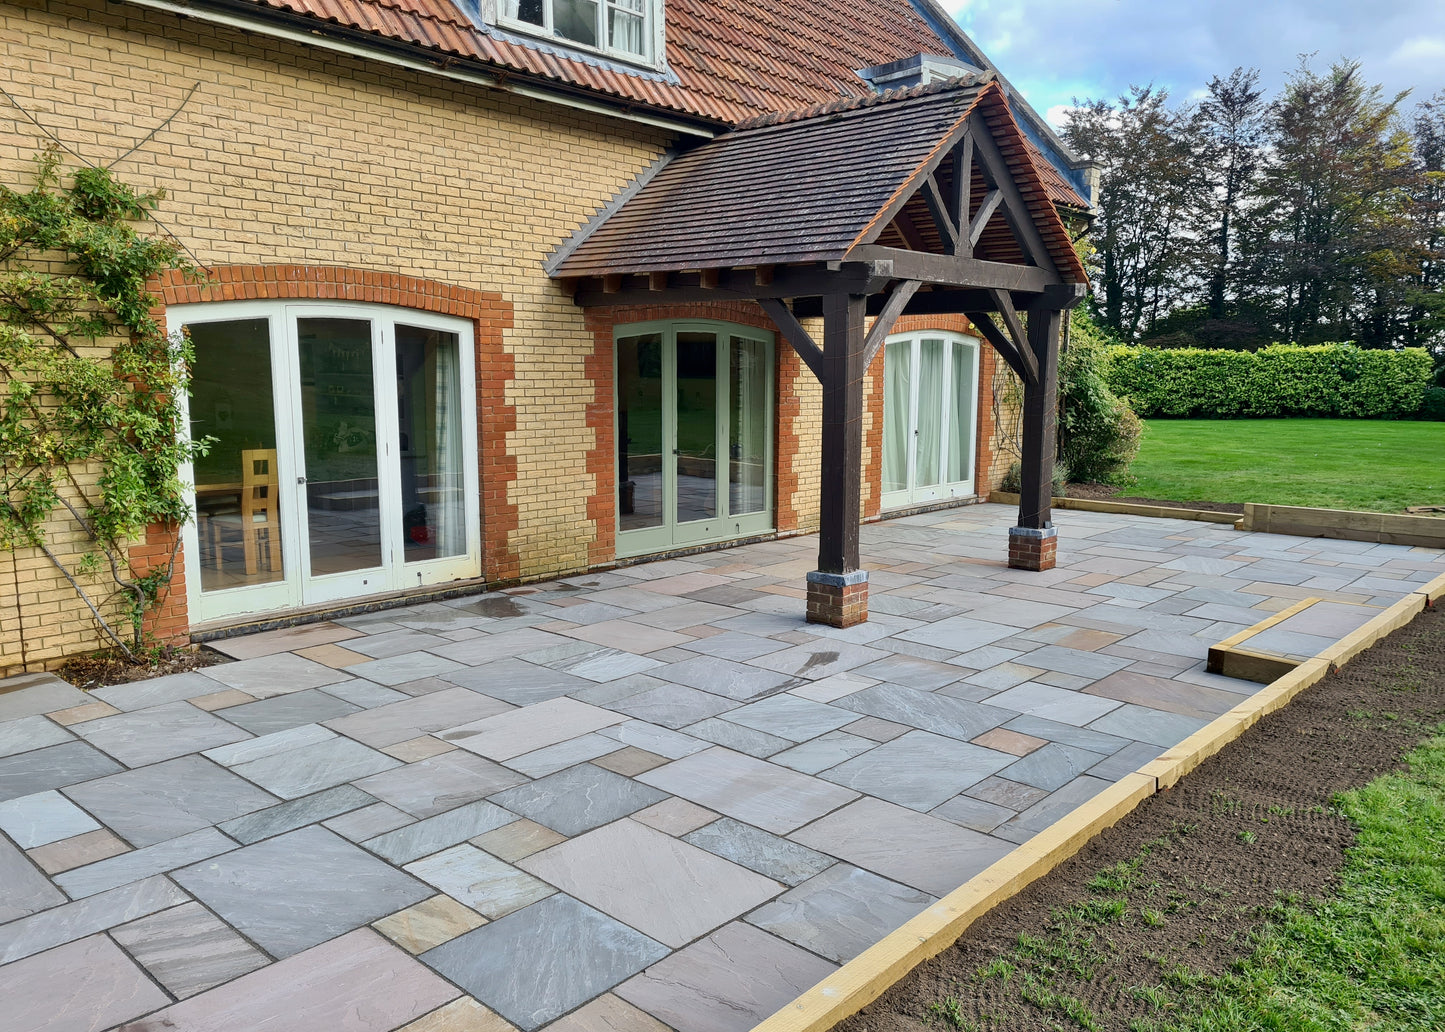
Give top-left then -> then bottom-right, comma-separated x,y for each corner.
502,0 -> 658,64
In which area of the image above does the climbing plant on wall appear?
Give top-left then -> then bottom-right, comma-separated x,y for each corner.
0,147 -> 206,657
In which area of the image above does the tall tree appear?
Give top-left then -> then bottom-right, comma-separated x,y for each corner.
1197,68 -> 1267,320
1405,91 -> 1445,351
1063,86 -> 1207,341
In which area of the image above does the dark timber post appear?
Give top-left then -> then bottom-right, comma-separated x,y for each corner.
808,291 -> 869,627
1011,289 -> 1082,570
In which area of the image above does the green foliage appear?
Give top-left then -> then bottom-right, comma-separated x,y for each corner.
1104,343 -> 1432,418
1,148 -> 204,654
1417,386 -> 1445,420
1060,311 -> 1143,481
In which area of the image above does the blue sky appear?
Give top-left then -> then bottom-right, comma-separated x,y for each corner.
946,1 -> 1445,128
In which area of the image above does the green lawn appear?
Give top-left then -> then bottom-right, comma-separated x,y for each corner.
1123,419 -> 1445,512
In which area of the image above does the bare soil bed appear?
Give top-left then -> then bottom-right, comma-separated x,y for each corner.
839,604 -> 1444,1032
1065,481 -> 1246,515
58,645 -> 230,691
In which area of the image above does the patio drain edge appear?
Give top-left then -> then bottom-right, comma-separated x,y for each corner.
749,570 -> 1445,1032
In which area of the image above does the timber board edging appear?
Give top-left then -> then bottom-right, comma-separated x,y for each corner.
986,492 -> 1241,525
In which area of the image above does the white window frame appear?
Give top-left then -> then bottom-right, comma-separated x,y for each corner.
495,0 -> 664,68
881,330 -> 982,510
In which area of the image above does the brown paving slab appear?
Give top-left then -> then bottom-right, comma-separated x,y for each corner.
373,895 -> 487,954
1055,627 -> 1126,651
207,622 -> 364,660
558,621 -> 694,654
1066,572 -> 1115,587
116,928 -> 457,1032
631,797 -> 717,836
294,643 -> 372,668
47,700 -> 121,726
188,690 -> 256,712
592,747 -> 669,777
1084,670 -> 1245,720
26,828 -> 130,875
546,994 -> 673,1032
0,934 -> 171,1032
845,716 -> 911,742
471,819 -> 566,863
970,727 -> 1047,757
384,736 -> 458,762
400,997 -> 517,1032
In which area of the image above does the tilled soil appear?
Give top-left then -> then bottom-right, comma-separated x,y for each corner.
1065,482 -> 1246,514
58,645 -> 230,691
840,604 -> 1445,1032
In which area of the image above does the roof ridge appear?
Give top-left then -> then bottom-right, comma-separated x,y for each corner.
730,72 -> 995,131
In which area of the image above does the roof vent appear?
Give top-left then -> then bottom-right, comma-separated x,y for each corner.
857,53 -> 982,92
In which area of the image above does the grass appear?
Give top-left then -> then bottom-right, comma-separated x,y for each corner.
1120,419 -> 1445,512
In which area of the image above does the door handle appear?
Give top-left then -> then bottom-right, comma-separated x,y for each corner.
297,476 -> 307,484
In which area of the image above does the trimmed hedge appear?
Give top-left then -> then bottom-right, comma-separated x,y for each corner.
1103,344 -> 1433,418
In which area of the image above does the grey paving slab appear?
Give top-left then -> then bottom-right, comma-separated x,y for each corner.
682,717 -> 792,757
342,650 -> 468,687
354,750 -> 526,817
0,673 -> 89,721
555,648 -> 665,682
655,656 -> 794,702
749,642 -> 890,680
228,732 -> 400,799
0,875 -> 190,964
200,652 -> 352,697
599,719 -> 711,758
311,678 -> 407,708
206,621 -> 364,659
837,683 -> 1013,741
520,819 -> 781,948
322,685 -> 511,748
984,682 -> 1125,726
0,714 -> 73,759
681,631 -> 791,662
71,701 -> 251,768
894,614 -> 1018,653
118,927 -> 458,1032
489,763 -> 665,836
91,671 -> 232,712
1014,645 -> 1135,679
682,817 -> 834,886
615,921 -> 836,1032
404,843 -> 555,918
55,827 -> 237,899
216,785 -> 376,845
0,788 -> 100,848
852,653 -> 967,690
112,901 -> 269,998
771,730 -> 877,775
746,862 -> 933,963
364,799 -> 518,864
995,775 -> 1116,843
214,688 -> 362,736
998,742 -> 1108,792
1087,740 -> 1170,782
1084,669 -> 1244,720
821,730 -> 1013,810
344,627 -> 454,659
964,776 -> 1050,811
606,682 -> 739,728
0,933 -> 171,1032
546,995 -> 675,1032
721,694 -> 857,742
174,825 -> 431,958
202,722 -> 332,767
638,747 -> 859,834
929,793 -> 1017,833
791,797 -> 1013,897
1087,704 -> 1210,747
63,754 -> 277,848
0,833 -> 66,921
0,740 -> 124,802
441,697 -> 626,761
999,714 -> 1132,755
443,656 -> 593,705
323,801 -> 414,842
506,732 -> 622,777
423,893 -> 667,1031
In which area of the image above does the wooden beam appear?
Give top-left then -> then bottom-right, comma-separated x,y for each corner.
754,265 -> 774,286
1018,300 -> 1065,530
988,288 -> 1029,361
847,245 -> 1057,293
603,274 -> 622,293
968,189 -> 1003,250
893,208 -> 930,252
758,298 -> 824,381
921,175 -> 960,254
968,112 -> 1058,275
699,268 -> 719,289
862,280 -> 922,369
966,310 -> 1037,384
572,262 -> 896,307
953,133 -> 974,257
817,292 -> 867,577
648,271 -> 668,291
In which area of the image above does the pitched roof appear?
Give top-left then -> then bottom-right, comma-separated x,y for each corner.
549,77 -> 1088,285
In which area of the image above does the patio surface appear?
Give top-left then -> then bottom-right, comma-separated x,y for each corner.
3,503 -> 1443,1032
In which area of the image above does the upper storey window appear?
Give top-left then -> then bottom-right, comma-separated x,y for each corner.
502,0 -> 657,64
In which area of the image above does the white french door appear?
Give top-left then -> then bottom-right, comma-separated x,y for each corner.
176,301 -> 480,623
882,332 -> 980,509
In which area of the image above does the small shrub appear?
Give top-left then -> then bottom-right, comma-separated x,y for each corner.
1416,386 -> 1445,421
1001,460 -> 1069,497
1060,312 -> 1143,482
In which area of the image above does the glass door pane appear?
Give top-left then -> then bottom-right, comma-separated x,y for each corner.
675,331 -> 718,524
297,318 -> 382,576
915,338 -> 946,488
947,341 -> 977,485
729,336 -> 767,516
618,333 -> 664,532
882,341 -> 911,496
188,319 -> 286,592
396,325 -> 465,562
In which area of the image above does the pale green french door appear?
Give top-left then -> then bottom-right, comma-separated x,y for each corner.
882,332 -> 981,508
615,321 -> 774,557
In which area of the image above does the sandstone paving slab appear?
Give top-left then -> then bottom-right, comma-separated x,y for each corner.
928,793 -> 1017,833
345,628 -> 455,659
343,651 -> 468,687
26,828 -> 130,876
0,673 -> 89,722
0,933 -> 171,1032
837,683 -> 1014,742
520,819 -> 781,948
791,796 -> 1013,897
770,730 -> 876,775
0,789 -> 100,848
199,653 -> 352,697
679,631 -> 790,662
592,745 -> 670,777
555,648 -> 665,682
614,921 -> 836,1032
720,693 -> 856,743
681,716 -> 791,757
0,832 -> 66,921
202,722 -> 333,767
405,844 -> 555,918
323,801 -> 415,842
217,785 -> 377,845
0,714 -> 74,758
851,653 -> 966,690
364,800 -> 518,864
206,621 -> 364,660
998,742 -> 1109,793
559,619 -> 693,655
1087,703 -> 1210,748
504,732 -> 621,778
384,736 -> 458,762
964,775 -> 1050,811
115,927 -> 457,1032
487,764 -> 665,836
894,614 -> 1018,653
681,817 -> 834,886
443,657 -> 592,706
175,825 -> 432,958
72,701 -> 252,769
471,818 -> 566,862
422,893 -> 668,1030
91,672 -> 235,713
63,754 -> 276,849
984,682 -> 1124,727
631,797 -> 717,836
749,641 -> 891,680
1084,669 -> 1244,720
545,994 -> 673,1032
994,775 -> 1117,844
112,901 -> 268,998
820,730 -> 1013,810
0,740 -> 124,803
0,875 -> 190,964
210,689 -> 362,736
998,713 -> 1132,755
227,732 -> 400,799
316,679 -> 409,708
55,827 -> 237,899
597,720 -> 710,759
745,862 -> 934,963
428,628 -> 579,667
843,715 -> 912,741
638,747 -> 859,834
355,751 -> 526,818
654,656 -> 794,702
605,682 -> 738,729
324,686 -> 512,748
441,697 -> 626,761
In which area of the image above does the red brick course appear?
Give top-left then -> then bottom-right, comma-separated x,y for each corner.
806,578 -> 869,628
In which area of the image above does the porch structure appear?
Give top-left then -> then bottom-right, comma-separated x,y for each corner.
549,74 -> 1091,627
